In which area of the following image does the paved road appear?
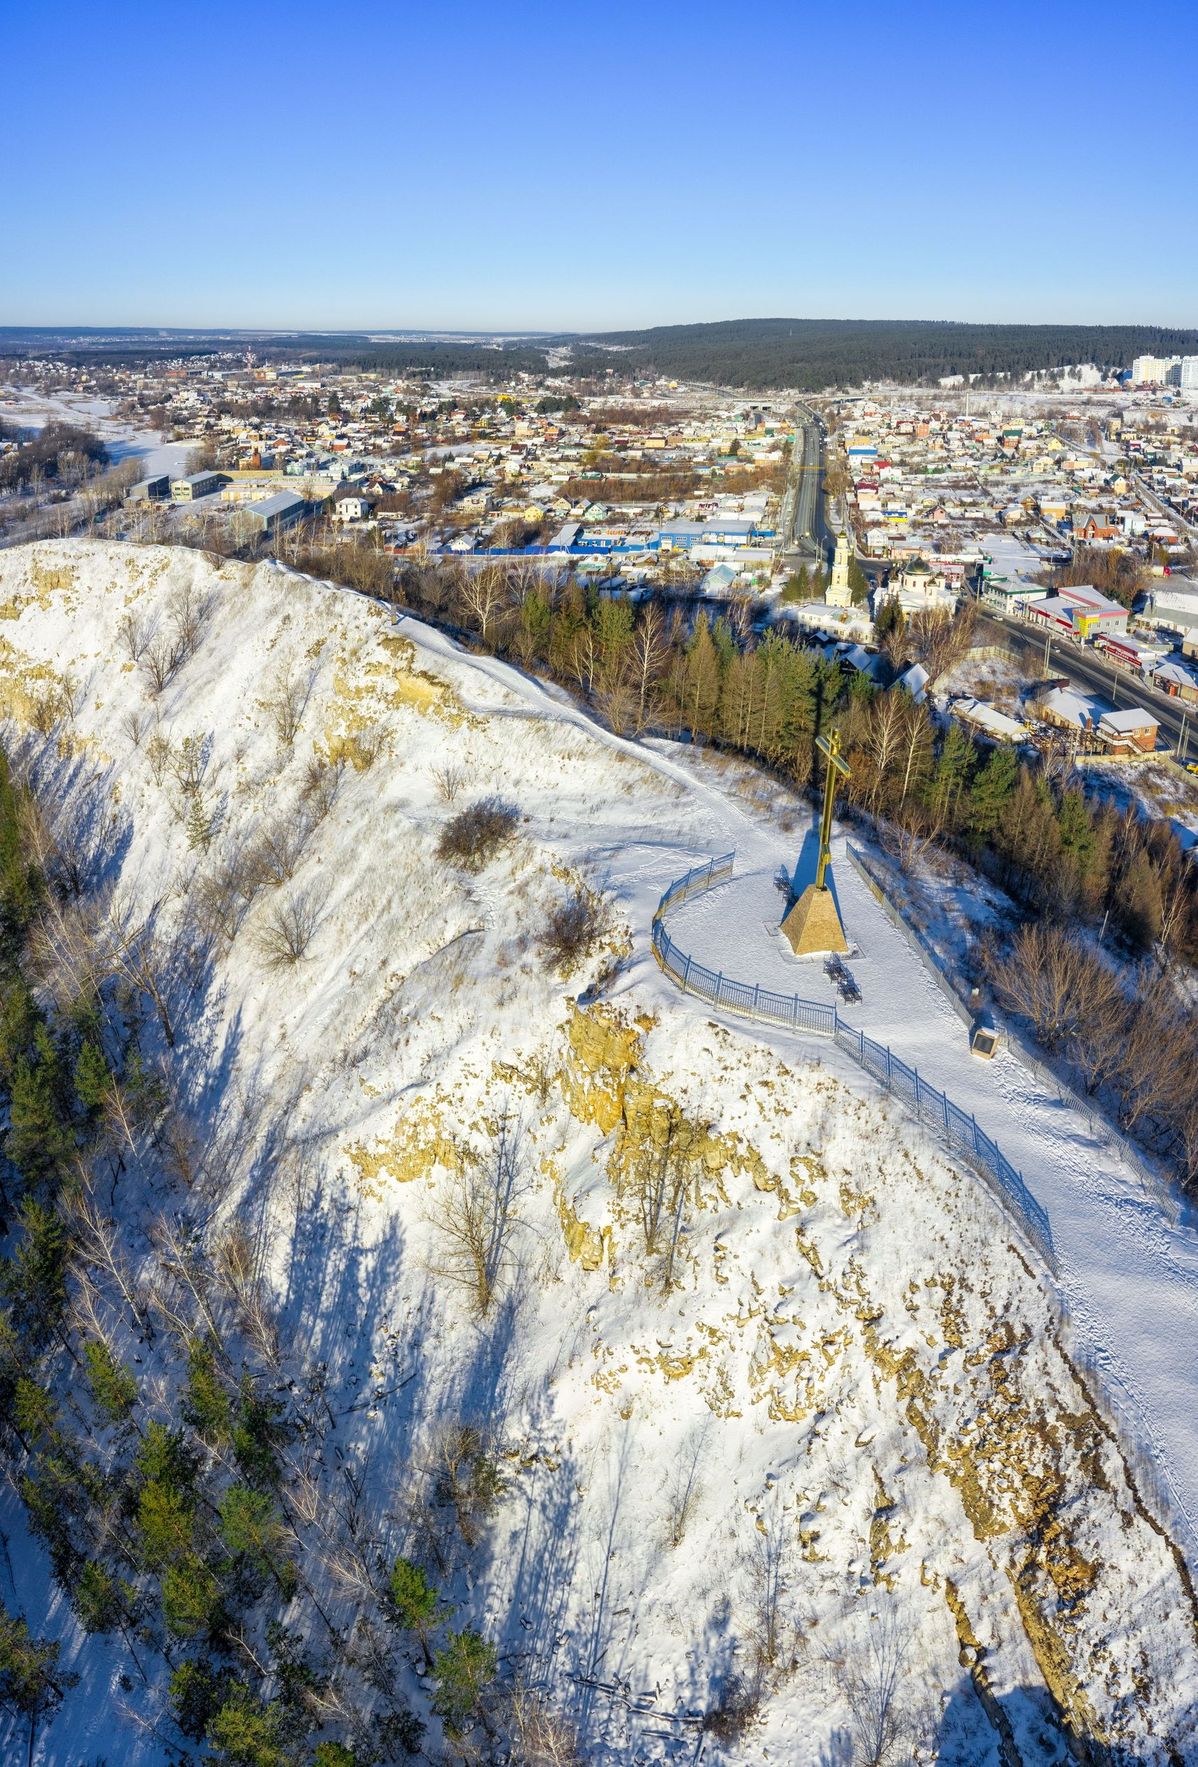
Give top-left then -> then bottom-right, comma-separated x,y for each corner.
779,404 -> 827,567
973,605 -> 1196,756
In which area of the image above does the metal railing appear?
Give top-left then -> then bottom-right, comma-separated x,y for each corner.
651,852 -> 1056,1272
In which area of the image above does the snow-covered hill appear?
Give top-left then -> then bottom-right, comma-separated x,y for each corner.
2,540 -> 1197,1765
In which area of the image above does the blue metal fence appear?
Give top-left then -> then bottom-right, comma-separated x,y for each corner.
651,852 -> 1056,1272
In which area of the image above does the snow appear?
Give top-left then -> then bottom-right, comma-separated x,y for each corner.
2,540 -> 1198,1764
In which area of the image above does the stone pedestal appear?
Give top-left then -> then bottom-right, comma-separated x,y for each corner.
781,882 -> 848,956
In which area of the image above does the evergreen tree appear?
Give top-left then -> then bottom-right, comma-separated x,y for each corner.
2,1199 -> 69,1348
389,1556 -> 442,1666
0,748 -> 40,953
83,1338 -> 138,1424
162,1555 -> 222,1640
170,1658 -> 223,1739
6,1027 -> 75,1187
73,1039 -> 110,1116
207,1682 -> 288,1767
183,1337 -> 232,1443
963,745 -> 1018,842
219,1485 -> 296,1596
0,1603 -> 76,1759
431,1628 -> 496,1734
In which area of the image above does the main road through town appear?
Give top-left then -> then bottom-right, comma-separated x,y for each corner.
779,403 -> 829,568
972,605 -> 1195,757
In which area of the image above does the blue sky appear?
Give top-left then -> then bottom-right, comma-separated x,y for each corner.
5,0 -> 1196,331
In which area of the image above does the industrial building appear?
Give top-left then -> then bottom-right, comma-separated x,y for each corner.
237,490 -> 308,536
171,470 -> 224,502
126,474 -> 170,502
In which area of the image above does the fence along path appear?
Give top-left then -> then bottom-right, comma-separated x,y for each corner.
651,852 -> 1056,1272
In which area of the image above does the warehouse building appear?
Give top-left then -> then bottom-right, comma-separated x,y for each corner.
171,470 -> 224,502
126,474 -> 170,503
237,490 -> 308,537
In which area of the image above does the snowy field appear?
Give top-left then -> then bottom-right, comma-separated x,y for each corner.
1,540 -> 1197,1764
0,384 -> 192,481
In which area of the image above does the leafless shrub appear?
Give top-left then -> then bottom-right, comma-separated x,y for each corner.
216,1223 -> 280,1368
437,794 -> 519,873
662,1425 -> 706,1549
702,1674 -> 762,1746
170,731 -> 209,797
618,1100 -> 698,1287
265,664 -> 313,749
429,1110 -> 529,1316
168,580 -> 210,656
353,724 -> 387,770
834,1608 -> 924,1767
501,1685 -> 581,1766
121,708 -> 146,749
257,887 -> 323,967
748,1508 -> 791,1676
141,634 -> 184,697
24,674 -> 82,739
191,855 -> 258,946
984,923 -> 1099,1053
145,728 -> 173,785
247,816 -> 311,888
432,759 -> 467,805
540,887 -> 606,975
301,753 -> 345,824
117,610 -> 150,663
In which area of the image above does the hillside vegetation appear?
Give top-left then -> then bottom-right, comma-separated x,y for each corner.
0,542 -> 1195,1765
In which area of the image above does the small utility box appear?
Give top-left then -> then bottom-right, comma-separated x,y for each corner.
970,1024 -> 1000,1060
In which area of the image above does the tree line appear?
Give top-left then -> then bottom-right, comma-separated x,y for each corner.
571,318 -> 1198,392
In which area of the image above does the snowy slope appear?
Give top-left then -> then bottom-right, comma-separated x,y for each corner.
1,539 -> 1197,1765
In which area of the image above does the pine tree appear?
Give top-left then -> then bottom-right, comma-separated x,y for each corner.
207,1683 -> 288,1767
73,1039 -> 110,1116
183,1337 -> 232,1443
83,1338 -> 138,1424
219,1486 -> 295,1596
2,1199 -> 69,1348
186,793 -> 212,853
432,1628 -> 497,1734
162,1555 -> 222,1640
963,744 -> 1018,842
389,1557 -> 442,1667
0,1602 -> 76,1759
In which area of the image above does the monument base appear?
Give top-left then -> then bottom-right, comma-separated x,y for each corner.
781,883 -> 848,957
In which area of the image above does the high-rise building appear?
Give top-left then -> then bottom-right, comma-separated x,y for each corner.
1132,354 -> 1181,385
1179,357 -> 1198,389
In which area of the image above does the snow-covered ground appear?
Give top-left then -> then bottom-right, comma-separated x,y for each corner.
0,384 -> 191,480
2,540 -> 1197,1764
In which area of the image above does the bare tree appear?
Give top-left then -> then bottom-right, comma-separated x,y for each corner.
837,1607 -> 921,1767
257,887 -> 323,967
432,759 -> 467,805
662,1424 -> 706,1549
265,662 -> 313,749
501,1684 -> 581,1766
984,923 -> 1093,1052
429,1110 -> 529,1316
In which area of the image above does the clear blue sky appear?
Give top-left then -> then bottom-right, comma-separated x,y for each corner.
6,0 -> 1196,332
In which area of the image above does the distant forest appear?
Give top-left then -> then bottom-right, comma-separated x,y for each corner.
5,317 -> 1198,391
571,318 -> 1198,391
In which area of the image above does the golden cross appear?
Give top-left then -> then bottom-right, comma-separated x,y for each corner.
814,728 -> 850,892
